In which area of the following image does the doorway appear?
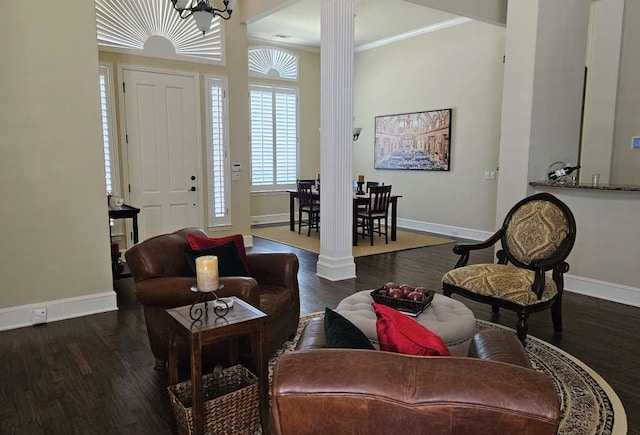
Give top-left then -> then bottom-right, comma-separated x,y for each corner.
120,66 -> 202,243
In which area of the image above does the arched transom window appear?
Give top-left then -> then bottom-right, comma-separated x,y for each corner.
248,47 -> 298,81
95,0 -> 225,65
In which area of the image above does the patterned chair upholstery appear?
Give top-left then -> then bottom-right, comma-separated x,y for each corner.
442,193 -> 576,343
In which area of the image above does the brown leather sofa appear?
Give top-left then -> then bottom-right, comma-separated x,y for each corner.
270,317 -> 560,435
124,228 -> 300,369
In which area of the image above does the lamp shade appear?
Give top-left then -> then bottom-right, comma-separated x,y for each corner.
193,10 -> 213,33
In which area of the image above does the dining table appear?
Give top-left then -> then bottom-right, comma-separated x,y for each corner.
286,189 -> 402,246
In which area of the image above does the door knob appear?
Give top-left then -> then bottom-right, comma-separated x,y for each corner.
190,186 -> 196,192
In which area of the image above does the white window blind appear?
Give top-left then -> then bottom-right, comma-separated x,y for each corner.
206,76 -> 231,227
96,0 -> 225,65
99,63 -> 119,195
248,47 -> 299,81
250,85 -> 298,190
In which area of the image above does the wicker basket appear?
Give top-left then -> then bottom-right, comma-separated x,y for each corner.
167,364 -> 259,435
371,286 -> 435,316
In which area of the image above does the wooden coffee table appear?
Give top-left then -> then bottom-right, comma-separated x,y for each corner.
167,297 -> 268,434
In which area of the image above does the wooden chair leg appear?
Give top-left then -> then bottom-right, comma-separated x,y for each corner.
298,209 -> 302,234
384,216 -> 388,244
516,311 -> 529,345
550,299 -> 563,334
491,305 -> 500,320
369,218 -> 374,246
307,212 -> 312,237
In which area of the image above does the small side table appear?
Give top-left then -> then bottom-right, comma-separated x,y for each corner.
167,297 -> 268,435
108,204 -> 140,280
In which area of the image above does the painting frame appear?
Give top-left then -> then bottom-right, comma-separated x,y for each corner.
374,108 -> 452,171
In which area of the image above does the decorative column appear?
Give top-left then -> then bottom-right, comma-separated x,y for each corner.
316,0 -> 356,281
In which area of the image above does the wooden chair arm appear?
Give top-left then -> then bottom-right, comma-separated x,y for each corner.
453,227 -> 505,268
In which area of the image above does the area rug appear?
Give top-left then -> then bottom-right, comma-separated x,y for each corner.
268,313 -> 627,435
252,225 -> 453,257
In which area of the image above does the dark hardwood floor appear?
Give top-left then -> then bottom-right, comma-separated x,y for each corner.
1,236 -> 638,434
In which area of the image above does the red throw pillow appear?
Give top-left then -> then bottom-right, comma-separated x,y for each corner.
187,233 -> 250,274
373,302 -> 450,356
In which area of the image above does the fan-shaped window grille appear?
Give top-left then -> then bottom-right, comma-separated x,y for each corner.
95,0 -> 225,65
248,47 -> 298,81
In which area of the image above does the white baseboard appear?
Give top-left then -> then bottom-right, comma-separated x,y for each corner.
0,291 -> 118,331
397,218 -> 492,241
565,274 -> 640,308
251,213 -> 289,226
250,213 -> 492,241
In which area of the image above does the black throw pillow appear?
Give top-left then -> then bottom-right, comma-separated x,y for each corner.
185,241 -> 250,277
324,307 -> 375,350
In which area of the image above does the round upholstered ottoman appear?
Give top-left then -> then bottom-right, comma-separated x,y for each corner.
335,290 -> 476,356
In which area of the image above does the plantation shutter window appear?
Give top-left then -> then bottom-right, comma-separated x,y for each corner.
99,64 -> 119,195
250,85 -> 298,191
206,76 -> 231,227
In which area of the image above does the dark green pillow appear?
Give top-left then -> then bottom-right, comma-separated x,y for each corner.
324,307 -> 375,350
185,241 -> 249,277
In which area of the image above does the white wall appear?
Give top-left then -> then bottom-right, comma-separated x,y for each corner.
353,20 -> 505,232
0,3 -> 115,314
580,0 -> 624,185
497,0 -> 589,222
611,0 -> 640,185
501,0 -> 640,307
406,0 -> 507,26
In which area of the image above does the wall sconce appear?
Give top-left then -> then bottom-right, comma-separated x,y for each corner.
353,127 -> 362,141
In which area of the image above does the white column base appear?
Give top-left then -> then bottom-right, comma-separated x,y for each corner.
316,254 -> 356,281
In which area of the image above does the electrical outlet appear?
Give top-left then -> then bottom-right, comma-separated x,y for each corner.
29,308 -> 47,325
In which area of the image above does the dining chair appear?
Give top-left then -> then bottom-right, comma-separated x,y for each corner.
297,181 -> 320,236
358,182 -> 384,213
366,181 -> 383,192
356,185 -> 392,246
441,193 -> 576,344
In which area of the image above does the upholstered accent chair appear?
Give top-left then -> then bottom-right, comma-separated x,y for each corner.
442,193 -> 576,343
124,228 -> 300,369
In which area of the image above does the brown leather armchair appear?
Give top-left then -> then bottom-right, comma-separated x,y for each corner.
124,228 -> 300,369
270,318 -> 560,435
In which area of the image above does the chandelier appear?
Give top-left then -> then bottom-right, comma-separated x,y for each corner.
170,0 -> 234,35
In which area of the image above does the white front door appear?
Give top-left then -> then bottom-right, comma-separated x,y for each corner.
122,68 -> 201,242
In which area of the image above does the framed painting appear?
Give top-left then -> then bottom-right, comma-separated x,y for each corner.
374,108 -> 452,171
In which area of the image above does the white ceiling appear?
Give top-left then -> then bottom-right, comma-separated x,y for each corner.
247,0 -> 463,51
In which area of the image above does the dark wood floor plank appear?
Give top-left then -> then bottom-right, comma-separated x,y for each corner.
0,235 -> 638,434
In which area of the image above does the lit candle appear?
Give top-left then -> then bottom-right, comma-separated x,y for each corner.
195,256 -> 219,292
358,175 -> 364,183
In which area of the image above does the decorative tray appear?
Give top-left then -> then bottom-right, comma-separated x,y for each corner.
371,286 -> 435,317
